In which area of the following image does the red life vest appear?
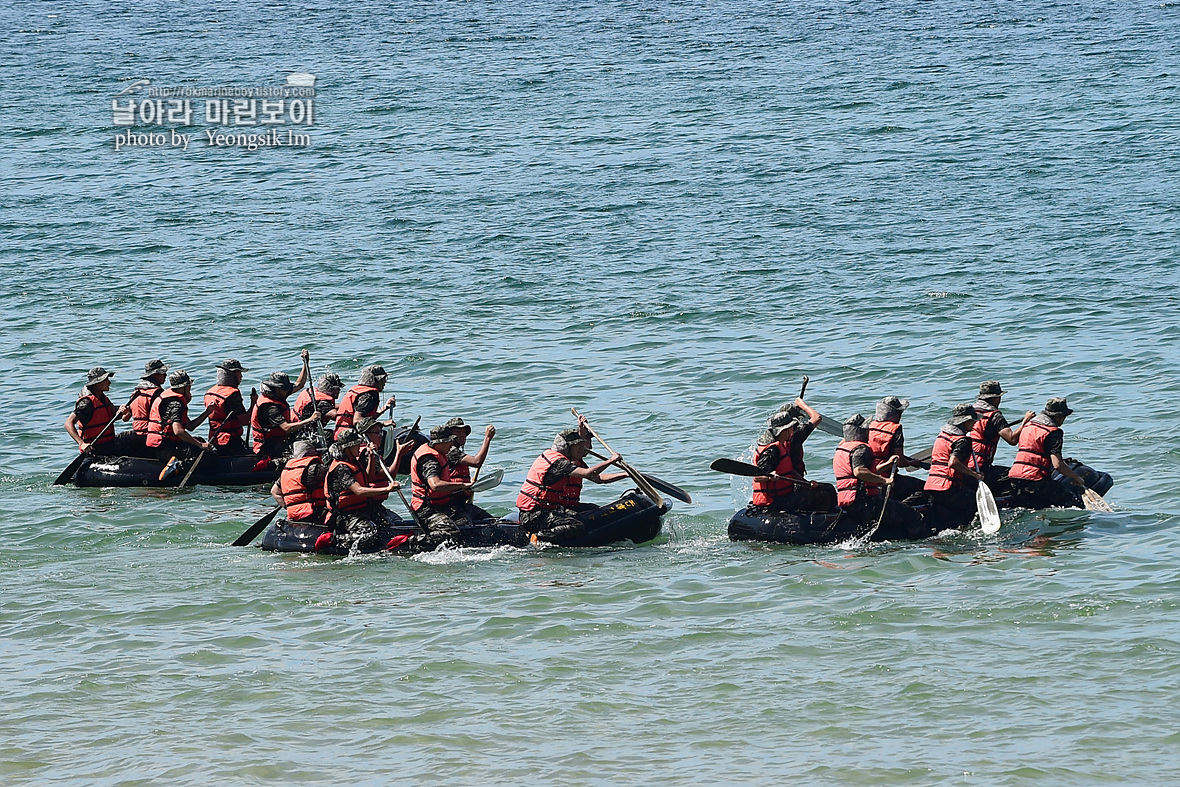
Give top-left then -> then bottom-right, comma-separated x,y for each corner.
450,457 -> 472,484
516,449 -> 584,511
250,392 -> 293,453
145,389 -> 190,448
78,392 -> 118,447
128,386 -> 162,435
751,441 -> 798,507
868,420 -> 901,469
833,440 -> 881,507
334,384 -> 378,436
410,443 -> 456,510
968,407 -> 1002,470
924,427 -> 976,492
204,385 -> 246,447
1008,420 -> 1059,482
280,455 -> 327,521
293,387 -> 335,420
326,456 -> 371,514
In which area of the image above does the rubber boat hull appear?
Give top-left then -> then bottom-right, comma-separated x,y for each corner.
73,453 -> 279,488
729,461 -> 1113,546
259,490 -> 668,555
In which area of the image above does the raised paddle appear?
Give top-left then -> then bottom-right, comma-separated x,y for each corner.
570,408 -> 664,508
54,394 -> 134,485
302,351 -> 329,448
587,448 -> 691,504
709,457 -> 810,486
231,504 -> 283,547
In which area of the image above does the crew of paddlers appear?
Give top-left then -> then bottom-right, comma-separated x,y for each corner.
746,382 -> 1093,542
64,355 -> 1103,553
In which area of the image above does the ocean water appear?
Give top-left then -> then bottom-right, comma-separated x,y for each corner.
3,1 -> 1180,784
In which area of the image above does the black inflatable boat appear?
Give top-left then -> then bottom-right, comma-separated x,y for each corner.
73,453 -> 279,488
259,489 -> 670,555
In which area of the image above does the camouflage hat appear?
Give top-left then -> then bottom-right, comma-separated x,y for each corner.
843,413 -> 869,441
141,359 -> 170,379
317,372 -> 343,393
169,369 -> 193,389
354,416 -> 383,434
359,365 -> 387,387
429,425 -> 457,445
1043,397 -> 1074,418
874,396 -> 910,421
442,417 -> 472,435
768,410 -> 802,436
948,402 -> 980,427
553,427 -> 588,451
86,366 -> 114,385
216,358 -> 248,372
262,371 -> 295,392
334,428 -> 364,450
979,380 -> 1006,397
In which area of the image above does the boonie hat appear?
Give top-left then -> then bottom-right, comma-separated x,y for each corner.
291,440 -> 320,459
443,417 -> 472,435
947,402 -> 979,427
1043,397 -> 1074,417
979,380 -> 1006,397
429,425 -> 456,445
354,416 -> 382,434
169,369 -> 193,388
334,428 -> 364,450
318,372 -> 343,393
86,367 -> 114,385
874,396 -> 910,421
843,413 -> 869,441
262,371 -> 295,392
141,359 -> 170,379
553,427 -> 588,451
216,358 -> 248,372
768,411 -> 801,436
359,365 -> 388,387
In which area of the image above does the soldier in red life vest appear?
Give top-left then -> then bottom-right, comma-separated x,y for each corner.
270,440 -> 329,525
867,395 -> 925,501
145,369 -> 210,465
204,358 -> 255,456
923,403 -> 986,530
970,380 -> 1035,490
322,428 -> 401,553
335,365 -> 396,438
292,372 -> 342,440
833,414 -> 928,540
123,360 -> 170,457
402,424 -> 477,550
1007,397 -> 1088,509
771,396 -> 837,511
444,417 -> 497,519
751,412 -> 810,512
65,367 -> 131,457
251,370 -> 321,460
516,423 -> 627,544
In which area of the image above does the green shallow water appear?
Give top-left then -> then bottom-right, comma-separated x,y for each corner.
4,0 -> 1180,783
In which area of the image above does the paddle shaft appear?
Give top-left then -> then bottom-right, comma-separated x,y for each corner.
708,457 -> 810,487
570,408 -> 663,508
231,504 -> 282,547
177,448 -> 207,489
303,353 -> 329,447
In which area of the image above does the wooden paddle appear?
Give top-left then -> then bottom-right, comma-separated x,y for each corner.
54,394 -> 133,485
976,481 -> 1001,534
231,504 -> 283,547
470,467 -> 504,494
1081,487 -> 1113,512
587,449 -> 691,504
570,408 -> 664,508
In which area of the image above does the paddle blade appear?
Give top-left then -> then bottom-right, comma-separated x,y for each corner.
642,472 -> 692,504
232,504 -> 282,547
471,467 -> 504,494
710,458 -> 763,477
53,452 -> 86,486
1082,488 -> 1113,512
815,416 -> 844,438
976,482 -> 1001,535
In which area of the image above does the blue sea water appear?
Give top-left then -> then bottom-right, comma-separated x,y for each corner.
2,1 -> 1180,784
